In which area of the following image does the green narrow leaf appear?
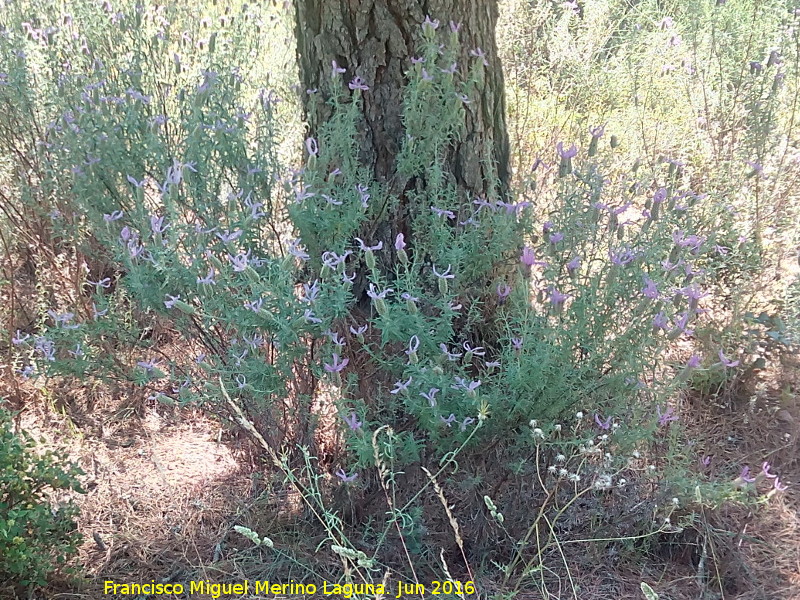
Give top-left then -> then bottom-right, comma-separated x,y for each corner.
640,582 -> 659,600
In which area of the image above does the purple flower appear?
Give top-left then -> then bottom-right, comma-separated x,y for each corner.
366,284 -> 393,300
774,477 -> 788,492
229,252 -> 250,272
103,210 -> 124,222
126,174 -> 145,188
673,230 -> 705,252
594,413 -> 612,430
411,56 -> 425,65
245,196 -> 265,220
87,277 -> 112,291
460,417 -> 476,432
567,256 -> 581,274
556,142 -> 578,159
687,355 -> 701,369
324,353 -> 349,373
701,455 -> 712,467
322,250 -> 350,269
303,309 -> 322,324
335,468 -> 358,483
355,238 -> 383,252
349,324 -> 368,336
440,414 -> 457,427
127,239 -> 145,259
92,304 -> 108,319
197,267 -> 216,285
440,63 -> 457,75
653,312 -> 669,331
348,76 -> 369,91
343,412 -> 362,431
394,233 -> 406,250
421,388 -> 440,407
294,184 -> 315,203
610,247 -> 637,266
331,60 -> 346,78
431,206 -> 456,219
762,462 -> 778,479
520,246 -> 536,267
611,202 -> 632,216
452,377 -> 481,394
321,194 -> 342,206
12,331 -> 30,345
422,15 -> 440,30
356,183 -> 370,207
406,335 -> 420,356
497,283 -> 511,303
463,342 -> 485,356
656,405 -> 678,426
680,284 -> 708,302
739,466 -> 756,483
243,334 -> 264,350
301,280 -> 321,304
391,377 -> 412,395
589,125 -> 605,138
34,337 -> 56,362
549,287 -> 570,307
511,337 -> 523,352
439,343 -> 463,361
150,215 -> 169,234
164,294 -> 180,309
216,229 -> 243,244
718,350 -> 740,368
470,47 -> 489,66
549,232 -> 564,243
642,276 -> 659,299
137,358 -> 160,372
246,298 -> 264,312
305,137 -> 318,156
433,264 -> 454,279
673,312 -> 693,336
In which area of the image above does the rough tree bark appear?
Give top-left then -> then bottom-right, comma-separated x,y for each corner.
294,0 -> 510,201
292,1 -> 515,529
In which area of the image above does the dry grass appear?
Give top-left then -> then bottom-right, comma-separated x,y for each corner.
12,390 -> 253,598
1,347 -> 797,600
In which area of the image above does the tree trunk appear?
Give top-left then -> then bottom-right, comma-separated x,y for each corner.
294,0 -> 510,201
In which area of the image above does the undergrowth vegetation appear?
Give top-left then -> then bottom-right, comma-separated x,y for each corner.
0,0 -> 797,598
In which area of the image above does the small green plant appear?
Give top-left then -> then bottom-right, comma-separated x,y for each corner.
0,406 -> 84,592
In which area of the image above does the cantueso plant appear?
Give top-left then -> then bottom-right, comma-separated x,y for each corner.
0,0 -> 796,596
